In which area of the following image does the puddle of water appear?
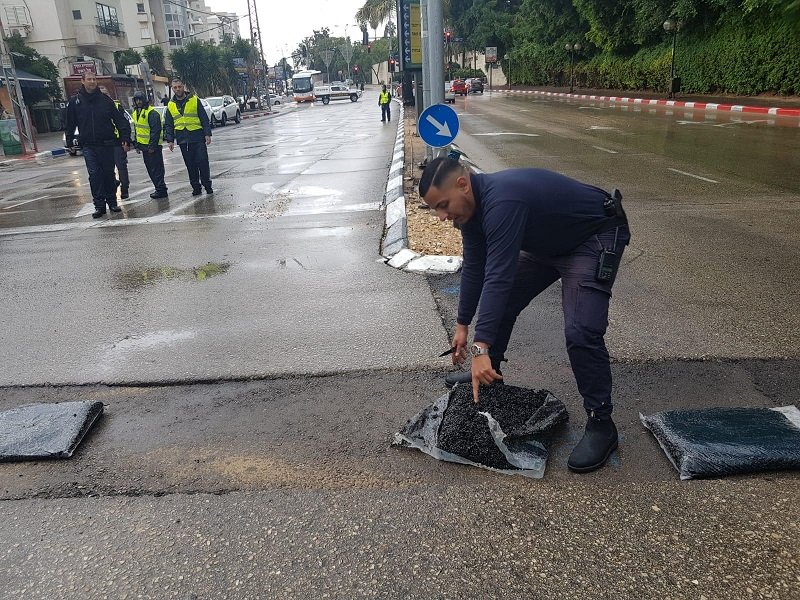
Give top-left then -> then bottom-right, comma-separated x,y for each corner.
109,330 -> 196,353
116,262 -> 231,288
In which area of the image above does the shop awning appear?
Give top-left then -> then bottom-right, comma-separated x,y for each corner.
0,68 -> 50,89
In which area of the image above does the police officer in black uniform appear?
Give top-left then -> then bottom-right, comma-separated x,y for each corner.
132,91 -> 168,199
64,72 -> 132,218
420,157 -> 631,474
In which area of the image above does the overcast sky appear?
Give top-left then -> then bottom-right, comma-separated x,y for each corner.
207,0 -> 373,65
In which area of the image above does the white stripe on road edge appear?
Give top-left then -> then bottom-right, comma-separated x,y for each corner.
2,195 -> 48,210
592,146 -> 618,154
386,175 -> 403,191
667,168 -> 719,183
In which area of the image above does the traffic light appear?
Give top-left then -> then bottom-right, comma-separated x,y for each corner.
353,65 -> 359,72
445,31 -> 451,43
362,30 -> 369,46
367,43 -> 371,54
389,58 -> 396,72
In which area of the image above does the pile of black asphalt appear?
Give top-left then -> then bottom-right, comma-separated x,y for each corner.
401,383 -> 568,470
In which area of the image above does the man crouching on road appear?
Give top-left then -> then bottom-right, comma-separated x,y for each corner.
419,157 -> 631,473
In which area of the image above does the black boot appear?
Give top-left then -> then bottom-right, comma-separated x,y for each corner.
204,185 -> 213,194
192,187 -> 203,196
91,209 -> 106,218
150,190 -> 168,199
567,416 -> 618,473
445,363 -> 503,389
120,187 -> 129,200
444,371 -> 472,389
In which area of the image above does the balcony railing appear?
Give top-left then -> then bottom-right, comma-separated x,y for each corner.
95,17 -> 125,37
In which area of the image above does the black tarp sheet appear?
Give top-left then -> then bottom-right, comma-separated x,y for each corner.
641,405 -> 800,480
0,401 -> 104,462
394,384 -> 568,478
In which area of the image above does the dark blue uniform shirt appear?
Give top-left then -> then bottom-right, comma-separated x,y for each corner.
459,169 -> 627,346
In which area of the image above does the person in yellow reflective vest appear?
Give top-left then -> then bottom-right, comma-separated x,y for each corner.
163,77 -> 213,196
379,84 -> 392,123
132,91 -> 168,199
100,86 -> 131,199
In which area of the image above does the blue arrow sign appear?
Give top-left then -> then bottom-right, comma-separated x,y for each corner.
418,103 -> 459,148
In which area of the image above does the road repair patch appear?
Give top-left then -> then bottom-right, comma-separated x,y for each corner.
0,401 -> 103,461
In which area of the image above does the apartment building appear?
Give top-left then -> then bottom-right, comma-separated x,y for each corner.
122,0 -> 168,52
0,0 -> 128,79
186,0 -> 239,45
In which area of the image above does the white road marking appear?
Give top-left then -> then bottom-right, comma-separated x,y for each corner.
667,168 -> 719,184
588,125 -> 616,130
2,195 -> 48,210
74,203 -> 96,218
592,146 -> 618,154
472,132 -> 540,137
578,106 -> 603,110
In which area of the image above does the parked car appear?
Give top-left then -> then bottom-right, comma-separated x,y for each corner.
63,108 -> 135,156
468,78 -> 484,94
444,82 -> 456,104
450,79 -> 468,95
266,93 -> 283,105
205,95 -> 241,127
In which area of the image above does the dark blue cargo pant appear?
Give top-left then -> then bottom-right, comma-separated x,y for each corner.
489,226 -> 630,419
82,145 -> 118,211
178,141 -> 211,191
142,148 -> 167,194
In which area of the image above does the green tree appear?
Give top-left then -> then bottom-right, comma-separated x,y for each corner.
113,48 -> 141,74
142,45 -> 166,77
3,32 -> 61,103
170,41 -> 224,96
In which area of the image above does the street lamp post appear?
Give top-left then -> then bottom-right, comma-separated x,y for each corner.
663,18 -> 683,99
504,53 -> 511,89
565,43 -> 581,94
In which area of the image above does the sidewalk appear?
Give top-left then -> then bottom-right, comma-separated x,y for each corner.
501,85 -> 800,116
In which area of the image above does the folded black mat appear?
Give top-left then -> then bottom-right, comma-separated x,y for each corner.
641,405 -> 800,480
394,384 -> 568,478
0,401 -> 104,461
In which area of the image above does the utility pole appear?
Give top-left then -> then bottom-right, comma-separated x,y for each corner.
0,18 -> 37,154
246,0 -> 271,112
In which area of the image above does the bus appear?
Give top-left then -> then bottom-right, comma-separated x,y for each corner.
291,70 -> 324,103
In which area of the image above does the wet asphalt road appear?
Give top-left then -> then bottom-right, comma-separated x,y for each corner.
0,90 -> 798,599
0,97 -> 446,385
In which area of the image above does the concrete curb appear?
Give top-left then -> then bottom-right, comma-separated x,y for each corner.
380,99 -> 463,275
240,111 -> 273,120
1,147 -> 67,167
500,89 -> 800,118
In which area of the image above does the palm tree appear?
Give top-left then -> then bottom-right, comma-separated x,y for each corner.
355,0 -> 393,30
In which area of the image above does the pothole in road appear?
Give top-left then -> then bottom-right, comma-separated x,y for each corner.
115,262 -> 231,288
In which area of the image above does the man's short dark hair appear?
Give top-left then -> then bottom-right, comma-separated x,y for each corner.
171,76 -> 183,84
419,157 -> 465,197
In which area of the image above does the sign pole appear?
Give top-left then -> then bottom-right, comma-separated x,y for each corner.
427,0 -> 445,158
